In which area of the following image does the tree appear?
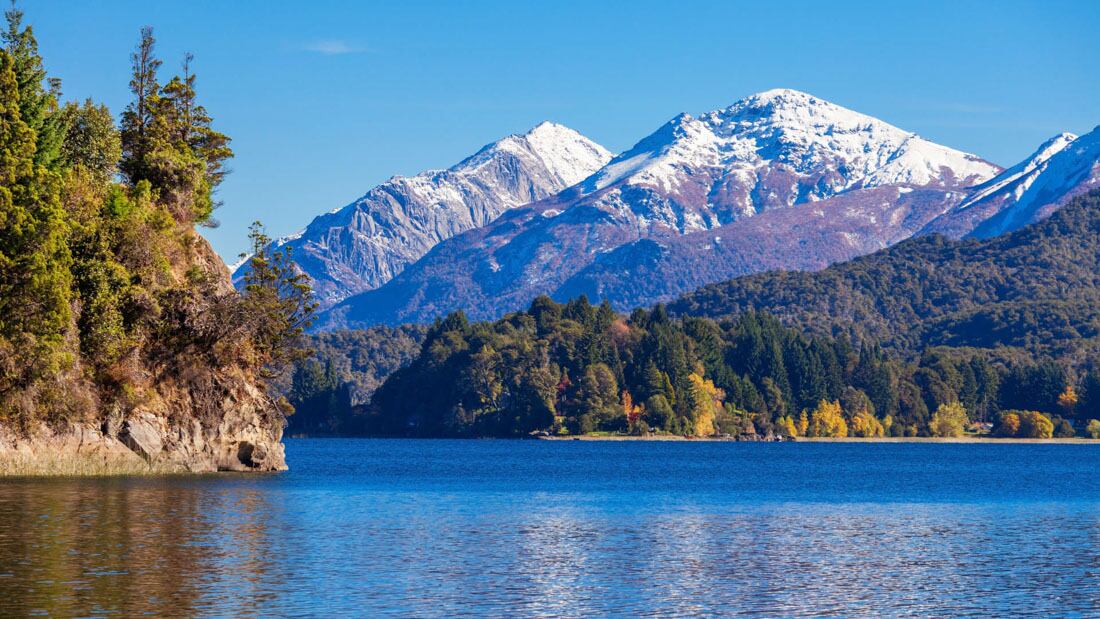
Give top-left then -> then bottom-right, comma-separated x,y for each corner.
1057,385 -> 1079,418
157,52 -> 232,223
0,49 -> 70,411
1080,373 -> 1100,421
1087,419 -> 1100,440
119,26 -> 161,186
685,372 -> 723,437
59,99 -> 121,184
995,412 -> 1021,438
807,400 -> 847,438
3,3 -> 65,169
929,402 -> 968,438
570,363 -> 619,432
242,222 -> 317,375
1018,411 -> 1054,439
849,408 -> 885,438
1052,416 -> 1075,439
643,394 -> 673,432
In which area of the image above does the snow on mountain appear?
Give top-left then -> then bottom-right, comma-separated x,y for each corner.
918,132 -> 1078,238
233,122 -> 612,310
317,90 -> 1010,328
968,127 -> 1100,238
582,88 -> 997,215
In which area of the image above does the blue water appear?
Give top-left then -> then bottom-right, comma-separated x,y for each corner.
1,440 -> 1099,617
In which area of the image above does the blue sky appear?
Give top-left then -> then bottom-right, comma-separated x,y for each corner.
26,0 -> 1100,260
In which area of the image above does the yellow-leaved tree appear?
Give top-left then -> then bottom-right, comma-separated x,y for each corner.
929,402 -> 968,437
808,400 -> 848,438
1057,385 -> 1078,417
849,408 -> 885,437
776,415 -> 799,438
685,373 -> 723,437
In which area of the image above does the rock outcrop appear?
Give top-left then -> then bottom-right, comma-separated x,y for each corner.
1,234 -> 288,475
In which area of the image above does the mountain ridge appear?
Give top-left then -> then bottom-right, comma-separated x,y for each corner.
233,121 -> 611,309
318,89 -> 1054,328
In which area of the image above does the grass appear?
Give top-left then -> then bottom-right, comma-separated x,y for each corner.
0,450 -> 187,477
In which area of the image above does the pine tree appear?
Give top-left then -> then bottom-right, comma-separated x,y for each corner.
2,3 -> 65,170
242,222 -> 317,375
159,52 -> 232,222
119,26 -> 162,187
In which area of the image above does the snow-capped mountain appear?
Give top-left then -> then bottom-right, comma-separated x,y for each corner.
967,127 -> 1100,238
576,88 -> 997,232
233,122 -> 611,309
317,89 -> 1017,327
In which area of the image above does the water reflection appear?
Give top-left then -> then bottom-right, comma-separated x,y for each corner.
1,441 -> 1099,617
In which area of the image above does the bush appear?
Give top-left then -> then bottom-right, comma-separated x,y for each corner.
1086,419 -> 1100,439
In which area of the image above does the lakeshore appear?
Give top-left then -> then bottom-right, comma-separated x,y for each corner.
537,434 -> 1100,444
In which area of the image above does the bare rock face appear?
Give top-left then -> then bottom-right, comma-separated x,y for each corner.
0,370 -> 287,474
119,413 -> 163,460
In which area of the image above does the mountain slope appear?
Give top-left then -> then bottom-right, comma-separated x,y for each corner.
917,128 -> 1100,238
234,122 -> 611,309
969,126 -> 1100,238
319,89 -> 1003,327
668,189 -> 1100,363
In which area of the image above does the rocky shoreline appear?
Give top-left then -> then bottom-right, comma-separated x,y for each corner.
0,417 -> 286,475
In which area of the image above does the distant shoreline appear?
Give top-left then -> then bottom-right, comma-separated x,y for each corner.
535,435 -> 1100,444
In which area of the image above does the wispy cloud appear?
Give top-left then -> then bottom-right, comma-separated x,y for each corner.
303,39 -> 365,55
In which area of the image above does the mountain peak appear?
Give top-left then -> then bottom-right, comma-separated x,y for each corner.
455,121 -> 611,181
235,123 -> 611,309
739,87 -> 821,105
524,120 -> 573,137
588,89 -> 999,195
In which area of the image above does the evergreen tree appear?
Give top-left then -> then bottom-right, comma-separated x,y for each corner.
2,3 -> 65,170
158,52 -> 232,222
59,99 -> 121,184
119,26 -> 161,186
242,222 -> 317,375
0,49 -> 70,409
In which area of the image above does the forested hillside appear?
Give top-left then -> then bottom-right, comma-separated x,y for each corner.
352,297 -> 1100,439
278,326 -> 426,435
669,189 -> 1100,365
0,12 -> 310,472
289,190 -> 1100,440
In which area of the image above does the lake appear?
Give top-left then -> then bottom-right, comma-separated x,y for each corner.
1,439 -> 1098,617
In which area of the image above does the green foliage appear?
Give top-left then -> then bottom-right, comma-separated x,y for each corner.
363,295 -> 1068,437
1,15 -> 303,434
242,222 -> 317,375
3,4 -> 66,170
669,190 -> 1100,365
1086,419 -> 1100,440
0,48 -> 70,417
119,29 -> 231,224
60,99 -> 121,184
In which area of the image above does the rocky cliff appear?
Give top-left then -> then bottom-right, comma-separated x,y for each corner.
1,233 -> 287,475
